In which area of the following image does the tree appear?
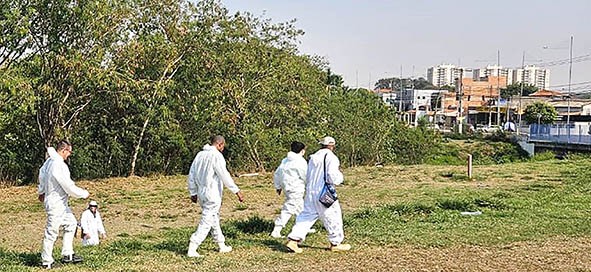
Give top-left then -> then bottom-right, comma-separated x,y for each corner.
0,0 -> 443,184
326,68 -> 343,88
374,77 -> 436,90
0,0 -> 34,68
523,101 -> 558,124
413,77 -> 437,90
501,83 -> 538,99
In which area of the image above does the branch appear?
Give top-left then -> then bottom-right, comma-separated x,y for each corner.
62,98 -> 92,129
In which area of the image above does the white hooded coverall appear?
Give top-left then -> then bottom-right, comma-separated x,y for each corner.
80,209 -> 106,246
187,144 -> 240,248
38,147 -> 89,266
287,148 -> 345,245
273,151 -> 307,228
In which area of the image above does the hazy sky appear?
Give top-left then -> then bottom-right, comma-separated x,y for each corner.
222,0 -> 590,91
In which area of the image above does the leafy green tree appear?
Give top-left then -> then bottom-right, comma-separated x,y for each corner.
375,77 -> 436,90
501,83 -> 538,99
524,101 -> 558,124
413,77 -> 437,90
0,0 -> 444,184
386,121 -> 441,164
0,0 -> 34,68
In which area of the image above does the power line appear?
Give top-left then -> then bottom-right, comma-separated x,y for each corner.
536,54 -> 591,67
549,81 -> 591,88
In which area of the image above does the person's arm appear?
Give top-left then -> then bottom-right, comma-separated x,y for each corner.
53,164 -> 89,199
187,160 -> 199,202
80,211 -> 91,239
96,211 -> 107,237
326,154 -> 344,186
296,158 -> 307,184
37,168 -> 46,202
273,164 -> 282,195
213,155 -> 243,202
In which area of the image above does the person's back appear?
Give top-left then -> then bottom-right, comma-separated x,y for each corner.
274,152 -> 307,194
271,142 -> 307,238
305,148 -> 343,200
189,145 -> 227,206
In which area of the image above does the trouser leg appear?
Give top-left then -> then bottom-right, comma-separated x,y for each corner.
209,212 -> 225,244
61,212 -> 77,256
319,201 -> 344,245
274,210 -> 292,227
275,193 -> 304,227
188,207 -> 220,248
41,214 -> 61,265
287,209 -> 318,242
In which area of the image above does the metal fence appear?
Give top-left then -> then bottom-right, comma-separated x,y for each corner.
529,123 -> 591,144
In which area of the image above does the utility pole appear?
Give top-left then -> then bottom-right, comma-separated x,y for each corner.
496,50 -> 501,126
567,36 -> 573,133
458,69 -> 463,134
518,51 -> 525,135
412,68 -> 418,127
399,65 -> 403,115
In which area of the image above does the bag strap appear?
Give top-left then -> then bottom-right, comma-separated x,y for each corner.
323,153 -> 328,184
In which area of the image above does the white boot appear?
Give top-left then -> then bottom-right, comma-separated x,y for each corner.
270,226 -> 283,238
187,242 -> 202,257
218,243 -> 232,253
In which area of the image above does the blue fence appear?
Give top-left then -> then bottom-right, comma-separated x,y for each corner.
529,124 -> 591,145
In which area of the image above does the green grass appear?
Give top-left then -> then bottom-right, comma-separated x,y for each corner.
1,159 -> 591,271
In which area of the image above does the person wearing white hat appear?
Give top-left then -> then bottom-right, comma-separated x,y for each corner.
186,135 -> 244,257
286,136 -> 351,253
80,200 -> 106,246
37,139 -> 90,269
270,141 -> 308,238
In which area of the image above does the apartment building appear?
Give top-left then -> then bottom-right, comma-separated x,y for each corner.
473,65 -> 514,84
426,64 -> 467,87
512,65 -> 550,89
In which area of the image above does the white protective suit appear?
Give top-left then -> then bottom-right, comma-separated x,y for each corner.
187,144 -> 240,248
38,147 -> 89,266
80,209 -> 106,246
273,151 -> 307,228
287,148 -> 345,245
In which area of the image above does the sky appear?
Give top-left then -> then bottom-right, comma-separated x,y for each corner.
221,0 -> 591,91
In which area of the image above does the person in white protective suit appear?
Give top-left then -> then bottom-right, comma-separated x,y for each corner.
37,139 -> 90,269
187,135 -> 244,257
80,200 -> 106,246
270,141 -> 308,238
286,136 -> 351,253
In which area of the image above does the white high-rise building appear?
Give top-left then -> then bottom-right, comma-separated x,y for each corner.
473,65 -> 513,84
512,65 -> 550,89
427,64 -> 467,87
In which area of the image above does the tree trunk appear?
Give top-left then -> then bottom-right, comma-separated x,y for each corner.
129,116 -> 150,177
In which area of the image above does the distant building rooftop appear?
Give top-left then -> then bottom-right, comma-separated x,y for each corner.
529,89 -> 565,97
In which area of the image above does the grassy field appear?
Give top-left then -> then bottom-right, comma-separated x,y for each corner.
1,158 -> 591,271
